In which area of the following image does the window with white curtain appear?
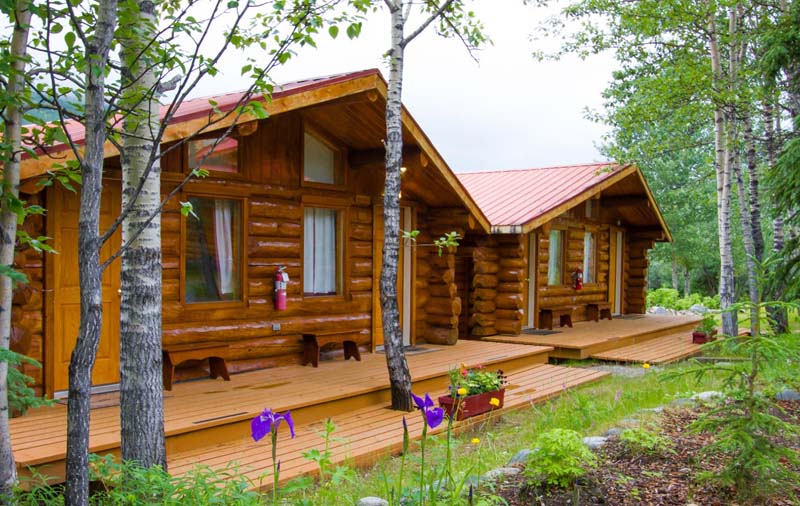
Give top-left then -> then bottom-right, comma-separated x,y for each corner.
304,207 -> 340,295
547,230 -> 564,286
583,231 -> 596,284
184,197 -> 243,303
303,133 -> 338,184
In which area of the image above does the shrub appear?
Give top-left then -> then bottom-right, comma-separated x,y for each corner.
619,428 -> 673,456
524,429 -> 597,488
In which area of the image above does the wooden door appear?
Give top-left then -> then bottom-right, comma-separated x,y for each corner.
609,229 -> 623,315
525,232 -> 538,328
372,206 -> 410,349
51,186 -> 122,392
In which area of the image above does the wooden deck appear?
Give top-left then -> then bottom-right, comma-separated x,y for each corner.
590,331 -> 703,364
167,363 -> 609,489
13,339 -> 555,484
484,314 -> 702,359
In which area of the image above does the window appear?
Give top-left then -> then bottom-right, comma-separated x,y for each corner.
184,197 -> 243,303
304,207 -> 341,295
585,200 -> 594,219
303,131 -> 342,185
583,231 -> 596,284
547,230 -> 564,286
188,136 -> 239,174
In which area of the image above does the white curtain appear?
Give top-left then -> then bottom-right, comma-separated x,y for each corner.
548,230 -> 563,286
214,200 -> 234,296
304,208 -> 337,294
583,232 -> 596,283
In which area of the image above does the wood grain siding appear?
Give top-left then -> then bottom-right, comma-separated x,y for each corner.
624,235 -> 653,314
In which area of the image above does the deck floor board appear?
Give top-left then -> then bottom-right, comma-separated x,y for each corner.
590,332 -> 703,364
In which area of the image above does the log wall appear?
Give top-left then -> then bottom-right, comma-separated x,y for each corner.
623,235 -> 653,314
21,110 -> 469,393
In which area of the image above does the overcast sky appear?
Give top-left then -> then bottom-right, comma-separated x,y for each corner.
195,2 -> 617,173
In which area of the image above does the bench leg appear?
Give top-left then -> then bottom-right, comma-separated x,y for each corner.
209,357 -> 230,381
343,341 -> 361,362
601,308 -> 612,321
559,314 -> 573,328
162,352 -> 175,391
539,310 -> 553,330
302,337 -> 320,367
587,305 -> 599,322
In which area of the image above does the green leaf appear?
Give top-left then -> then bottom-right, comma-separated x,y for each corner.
328,26 -> 339,39
65,31 -> 76,49
180,201 -> 197,219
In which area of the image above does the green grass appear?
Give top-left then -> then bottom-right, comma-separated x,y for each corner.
283,360 -> 727,505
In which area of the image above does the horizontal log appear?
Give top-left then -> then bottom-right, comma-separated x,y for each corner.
473,274 -> 498,288
495,293 -> 523,310
497,281 -> 524,294
350,207 -> 372,225
472,300 -> 496,313
350,223 -> 372,241
416,290 -> 430,308
497,245 -> 524,258
350,241 -> 371,258
250,199 -> 301,220
429,283 -> 457,298
351,258 -> 372,277
249,220 -> 301,238
469,313 -> 495,327
473,288 -> 496,301
426,296 -> 461,316
424,326 -> 458,345
248,237 -> 300,258
430,254 -> 455,270
350,276 -> 372,292
470,326 -> 497,337
426,314 -> 459,327
495,320 -> 521,335
499,258 -> 526,269
473,248 -> 499,262
498,268 -> 525,282
473,261 -> 499,275
496,309 -> 524,321
416,260 -> 432,277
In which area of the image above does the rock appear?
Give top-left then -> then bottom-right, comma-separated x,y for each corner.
776,389 -> 800,402
619,418 -> 640,427
603,427 -> 623,437
583,436 -> 608,449
483,467 -> 521,481
691,391 -> 724,402
689,304 -> 709,314
641,406 -> 664,413
650,306 -> 668,315
357,498 -> 388,506
671,397 -> 694,407
591,364 -> 646,378
508,449 -> 533,466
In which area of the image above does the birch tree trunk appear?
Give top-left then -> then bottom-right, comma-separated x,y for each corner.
382,0 -> 413,411
743,115 -> 764,262
707,6 -> 737,337
733,138 -> 759,337
66,1 -> 118,503
0,2 -> 32,498
118,0 -> 166,468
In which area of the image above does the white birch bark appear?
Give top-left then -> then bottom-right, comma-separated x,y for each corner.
0,2 -> 31,497
118,0 -> 166,467
66,1 -> 118,504
382,0 -> 413,411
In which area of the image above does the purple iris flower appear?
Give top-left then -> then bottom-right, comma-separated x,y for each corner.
411,392 -> 444,429
251,408 -> 296,442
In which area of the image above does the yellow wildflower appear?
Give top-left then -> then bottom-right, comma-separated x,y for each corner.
643,362 -> 651,369
457,387 -> 468,396
489,397 -> 500,407
471,438 -> 480,444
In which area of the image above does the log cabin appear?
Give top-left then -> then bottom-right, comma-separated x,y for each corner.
457,163 -> 672,337
12,69 -> 491,397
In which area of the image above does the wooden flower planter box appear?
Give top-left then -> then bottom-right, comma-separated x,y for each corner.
692,329 -> 718,344
438,389 -> 505,421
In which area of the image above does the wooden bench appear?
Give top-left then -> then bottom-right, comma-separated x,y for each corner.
586,302 -> 613,322
302,331 -> 362,368
162,342 -> 230,391
539,306 -> 575,330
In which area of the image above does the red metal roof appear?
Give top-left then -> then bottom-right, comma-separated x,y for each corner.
23,69 -> 380,160
457,163 -> 621,229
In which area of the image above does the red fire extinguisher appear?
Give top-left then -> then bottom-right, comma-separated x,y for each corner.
572,268 -> 584,290
274,265 -> 288,311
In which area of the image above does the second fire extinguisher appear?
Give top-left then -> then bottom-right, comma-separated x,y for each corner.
274,265 -> 289,311
572,268 -> 584,290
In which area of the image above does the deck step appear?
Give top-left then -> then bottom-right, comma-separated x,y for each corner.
590,331 -> 703,364
167,364 -> 610,489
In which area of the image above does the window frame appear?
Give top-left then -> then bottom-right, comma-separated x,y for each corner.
183,131 -> 245,180
301,195 -> 349,299
179,191 -> 249,309
546,228 -> 567,287
301,122 -> 347,189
